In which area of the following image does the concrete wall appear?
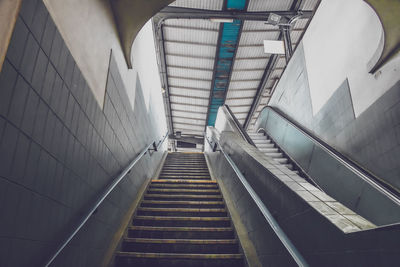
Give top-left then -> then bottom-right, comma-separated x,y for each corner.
0,1 -> 167,266
268,0 -> 400,191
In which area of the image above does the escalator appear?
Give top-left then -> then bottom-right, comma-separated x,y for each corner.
114,152 -> 246,267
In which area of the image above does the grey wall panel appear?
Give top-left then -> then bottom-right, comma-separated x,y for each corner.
0,1 -> 165,266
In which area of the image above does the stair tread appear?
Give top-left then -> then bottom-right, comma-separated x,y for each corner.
152,179 -> 216,183
145,194 -> 222,199
138,207 -> 226,212
148,189 -> 219,193
129,226 -> 233,232
115,252 -> 243,259
142,200 -> 224,205
123,238 -> 238,244
135,216 -> 230,221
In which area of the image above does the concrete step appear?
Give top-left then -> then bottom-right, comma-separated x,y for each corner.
263,152 -> 284,158
151,179 -> 216,185
258,148 -> 279,153
274,157 -> 288,164
144,194 -> 223,202
115,252 -> 244,267
149,184 -> 218,190
158,175 -> 211,180
132,216 -> 231,227
127,226 -> 235,240
147,188 -> 220,196
137,207 -> 227,217
121,238 -> 239,254
141,200 -> 225,209
256,143 -> 274,148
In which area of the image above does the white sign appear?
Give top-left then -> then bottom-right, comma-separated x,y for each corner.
263,40 -> 285,54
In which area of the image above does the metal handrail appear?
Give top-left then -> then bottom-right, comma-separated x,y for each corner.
44,132 -> 168,267
205,134 -> 309,267
261,106 -> 400,204
223,104 -> 256,147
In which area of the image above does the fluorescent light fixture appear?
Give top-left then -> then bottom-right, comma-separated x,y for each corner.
210,18 -> 234,23
263,40 -> 285,54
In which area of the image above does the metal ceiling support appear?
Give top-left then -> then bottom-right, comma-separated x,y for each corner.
243,0 -> 306,130
165,40 -> 216,47
164,25 -> 219,32
170,94 -> 209,100
154,6 -> 313,22
169,85 -> 210,91
281,25 -> 293,62
166,53 -> 215,60
172,108 -> 208,115
244,28 -> 306,33
173,115 -> 206,121
170,102 -> 209,108
168,65 -> 214,72
173,121 -> 205,127
152,18 -> 174,143
169,76 -> 212,82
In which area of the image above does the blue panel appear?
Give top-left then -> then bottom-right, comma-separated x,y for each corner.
227,0 -> 246,10
207,0 -> 247,126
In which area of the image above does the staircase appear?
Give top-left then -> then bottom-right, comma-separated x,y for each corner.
114,152 -> 245,267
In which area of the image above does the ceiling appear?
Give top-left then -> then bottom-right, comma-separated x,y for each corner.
153,0 -> 320,150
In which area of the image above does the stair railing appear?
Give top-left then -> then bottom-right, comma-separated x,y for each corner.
205,134 -> 309,267
44,132 -> 168,267
223,104 -> 256,147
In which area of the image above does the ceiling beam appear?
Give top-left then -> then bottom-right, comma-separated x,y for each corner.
166,53 -> 215,60
170,102 -> 209,108
172,108 -> 208,115
169,85 -> 210,91
164,25 -> 219,32
242,28 -> 306,33
173,121 -> 205,127
170,93 -> 209,100
173,115 -> 206,121
153,6 -> 313,22
165,39 -> 216,47
168,65 -> 214,72
152,18 -> 174,138
169,75 -> 212,82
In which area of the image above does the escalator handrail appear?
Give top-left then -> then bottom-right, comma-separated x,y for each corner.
44,132 -> 169,267
260,106 -> 400,204
205,133 -> 309,267
223,104 -> 256,147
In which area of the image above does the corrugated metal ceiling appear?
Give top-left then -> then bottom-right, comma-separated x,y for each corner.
155,0 -> 320,149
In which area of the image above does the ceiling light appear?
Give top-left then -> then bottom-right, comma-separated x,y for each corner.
210,18 -> 234,23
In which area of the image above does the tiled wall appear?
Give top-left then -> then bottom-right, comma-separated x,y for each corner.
0,1 -> 165,266
269,42 -> 400,191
